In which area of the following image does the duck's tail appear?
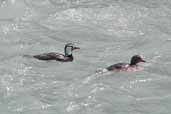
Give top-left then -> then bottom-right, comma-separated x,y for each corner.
23,54 -> 33,58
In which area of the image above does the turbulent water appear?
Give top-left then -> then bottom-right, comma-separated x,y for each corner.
0,0 -> 171,114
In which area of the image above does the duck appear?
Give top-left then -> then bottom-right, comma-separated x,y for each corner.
99,55 -> 146,73
32,43 -> 80,62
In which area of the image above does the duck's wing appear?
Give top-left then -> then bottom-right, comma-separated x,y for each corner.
107,63 -> 129,71
33,52 -> 65,60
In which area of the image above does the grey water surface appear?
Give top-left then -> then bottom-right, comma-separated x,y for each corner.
0,0 -> 171,114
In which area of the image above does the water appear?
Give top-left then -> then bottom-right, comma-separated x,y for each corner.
0,0 -> 171,114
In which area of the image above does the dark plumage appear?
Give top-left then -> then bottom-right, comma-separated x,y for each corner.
106,55 -> 146,71
30,43 -> 80,62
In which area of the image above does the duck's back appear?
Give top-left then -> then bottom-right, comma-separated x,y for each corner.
33,52 -> 65,60
107,63 -> 129,71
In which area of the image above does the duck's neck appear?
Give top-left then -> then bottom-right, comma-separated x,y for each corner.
130,59 -> 138,66
129,62 -> 138,66
130,60 -> 137,66
65,54 -> 73,58
64,54 -> 73,61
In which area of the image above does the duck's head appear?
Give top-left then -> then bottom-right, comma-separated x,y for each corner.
64,43 -> 80,56
130,55 -> 146,65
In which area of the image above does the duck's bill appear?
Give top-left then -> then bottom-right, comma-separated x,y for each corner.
73,47 -> 80,50
141,59 -> 146,62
